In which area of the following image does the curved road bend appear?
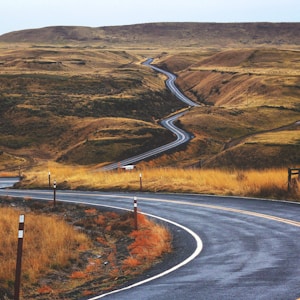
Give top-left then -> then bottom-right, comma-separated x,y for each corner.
102,112 -> 190,171
102,59 -> 199,171
142,58 -> 199,108
0,188 -> 300,300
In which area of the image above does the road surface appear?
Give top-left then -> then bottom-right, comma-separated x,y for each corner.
102,59 -> 199,170
142,58 -> 199,107
0,187 -> 299,300
0,177 -> 19,188
102,111 -> 191,171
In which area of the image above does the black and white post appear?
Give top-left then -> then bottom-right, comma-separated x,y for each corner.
14,214 -> 25,300
133,196 -> 138,230
53,180 -> 57,207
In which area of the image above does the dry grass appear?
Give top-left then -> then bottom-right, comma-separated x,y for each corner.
0,206 -> 90,291
122,213 -> 172,275
245,130 -> 300,145
0,200 -> 173,299
175,105 -> 300,169
19,162 -> 300,201
160,48 -> 300,110
133,214 -> 171,255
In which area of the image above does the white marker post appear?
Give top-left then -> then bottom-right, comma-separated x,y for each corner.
14,214 -> 25,300
139,173 -> 142,192
53,180 -> 57,207
134,197 -> 138,230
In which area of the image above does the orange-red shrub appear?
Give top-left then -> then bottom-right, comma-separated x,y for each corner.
37,285 -> 53,294
70,271 -> 86,279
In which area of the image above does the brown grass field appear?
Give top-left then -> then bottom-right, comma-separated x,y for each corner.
10,162 -> 299,201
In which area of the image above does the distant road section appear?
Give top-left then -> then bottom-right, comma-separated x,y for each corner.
102,59 -> 198,171
143,58 -> 199,107
0,177 -> 20,188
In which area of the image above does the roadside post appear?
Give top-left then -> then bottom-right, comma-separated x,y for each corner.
53,180 -> 57,207
48,171 -> 51,188
134,196 -> 138,230
139,173 -> 143,192
288,168 -> 300,191
14,214 -> 25,300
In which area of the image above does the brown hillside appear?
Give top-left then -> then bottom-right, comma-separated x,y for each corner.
0,47 -> 181,170
150,48 -> 300,169
0,24 -> 299,170
157,49 -> 300,108
0,23 -> 299,48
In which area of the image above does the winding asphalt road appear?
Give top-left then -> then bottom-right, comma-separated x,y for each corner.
1,60 -> 299,299
102,111 -> 191,171
1,186 -> 299,300
102,59 -> 199,171
142,59 -> 199,107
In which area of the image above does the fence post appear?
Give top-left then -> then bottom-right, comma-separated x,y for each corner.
288,168 -> 300,192
288,168 -> 292,192
134,196 -> 138,230
48,171 -> 51,188
14,214 -> 25,300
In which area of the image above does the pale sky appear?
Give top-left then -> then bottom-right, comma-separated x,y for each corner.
0,0 -> 299,35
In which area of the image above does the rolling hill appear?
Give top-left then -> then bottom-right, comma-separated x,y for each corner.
0,22 -> 299,48
0,23 -> 299,171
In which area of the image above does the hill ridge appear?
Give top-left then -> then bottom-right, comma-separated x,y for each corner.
1,22 -> 299,47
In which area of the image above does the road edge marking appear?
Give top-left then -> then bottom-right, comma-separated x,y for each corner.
57,199 -> 203,300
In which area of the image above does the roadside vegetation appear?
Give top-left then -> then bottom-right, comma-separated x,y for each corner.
13,163 -> 299,201
0,199 -> 172,299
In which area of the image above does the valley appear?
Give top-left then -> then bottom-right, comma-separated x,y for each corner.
0,22 -> 299,172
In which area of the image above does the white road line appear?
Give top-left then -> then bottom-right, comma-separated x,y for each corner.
52,199 -> 203,300
136,196 -> 300,227
3,190 -> 300,227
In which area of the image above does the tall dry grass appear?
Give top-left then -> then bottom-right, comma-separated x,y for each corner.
0,206 -> 90,290
22,162 -> 299,201
0,203 -> 173,298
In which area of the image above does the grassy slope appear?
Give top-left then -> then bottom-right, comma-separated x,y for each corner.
0,47 -> 182,169
153,49 -> 300,169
